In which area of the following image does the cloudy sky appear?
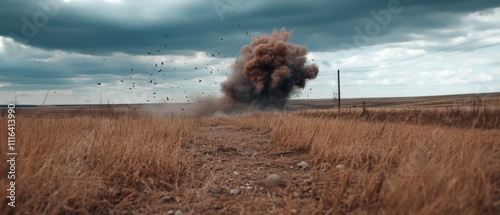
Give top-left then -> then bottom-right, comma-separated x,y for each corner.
1,0 -> 499,105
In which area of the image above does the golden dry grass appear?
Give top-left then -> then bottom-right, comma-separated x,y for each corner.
1,111 -> 194,214
0,106 -> 499,214
230,111 -> 500,214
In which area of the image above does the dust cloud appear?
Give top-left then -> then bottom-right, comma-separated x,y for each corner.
196,28 -> 319,116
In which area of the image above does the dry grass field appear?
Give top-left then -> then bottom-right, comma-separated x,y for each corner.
1,93 -> 499,214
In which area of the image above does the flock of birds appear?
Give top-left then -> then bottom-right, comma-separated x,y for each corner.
115,33 -> 232,106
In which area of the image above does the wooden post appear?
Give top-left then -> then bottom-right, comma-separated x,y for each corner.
362,101 -> 366,114
338,69 -> 341,112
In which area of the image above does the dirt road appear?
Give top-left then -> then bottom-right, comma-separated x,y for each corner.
169,117 -> 326,214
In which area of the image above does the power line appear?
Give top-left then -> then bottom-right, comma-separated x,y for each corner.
342,32 -> 500,71
364,40 -> 500,72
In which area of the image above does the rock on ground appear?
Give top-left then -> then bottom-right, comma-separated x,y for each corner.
261,174 -> 284,187
297,161 -> 310,169
230,189 -> 240,195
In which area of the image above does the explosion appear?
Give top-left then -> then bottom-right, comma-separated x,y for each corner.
221,28 -> 319,109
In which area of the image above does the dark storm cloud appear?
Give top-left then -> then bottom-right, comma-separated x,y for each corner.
1,0 -> 499,56
0,0 -> 257,56
0,64 -> 74,91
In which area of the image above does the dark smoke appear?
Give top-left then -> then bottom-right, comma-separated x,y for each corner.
221,28 -> 319,109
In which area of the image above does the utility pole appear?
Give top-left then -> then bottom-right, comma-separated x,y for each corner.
97,82 -> 102,105
337,69 -> 341,112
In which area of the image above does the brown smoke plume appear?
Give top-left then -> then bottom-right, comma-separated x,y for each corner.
221,28 -> 319,109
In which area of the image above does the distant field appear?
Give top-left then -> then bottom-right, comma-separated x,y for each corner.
1,93 -> 499,214
5,92 -> 500,115
288,92 -> 500,110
